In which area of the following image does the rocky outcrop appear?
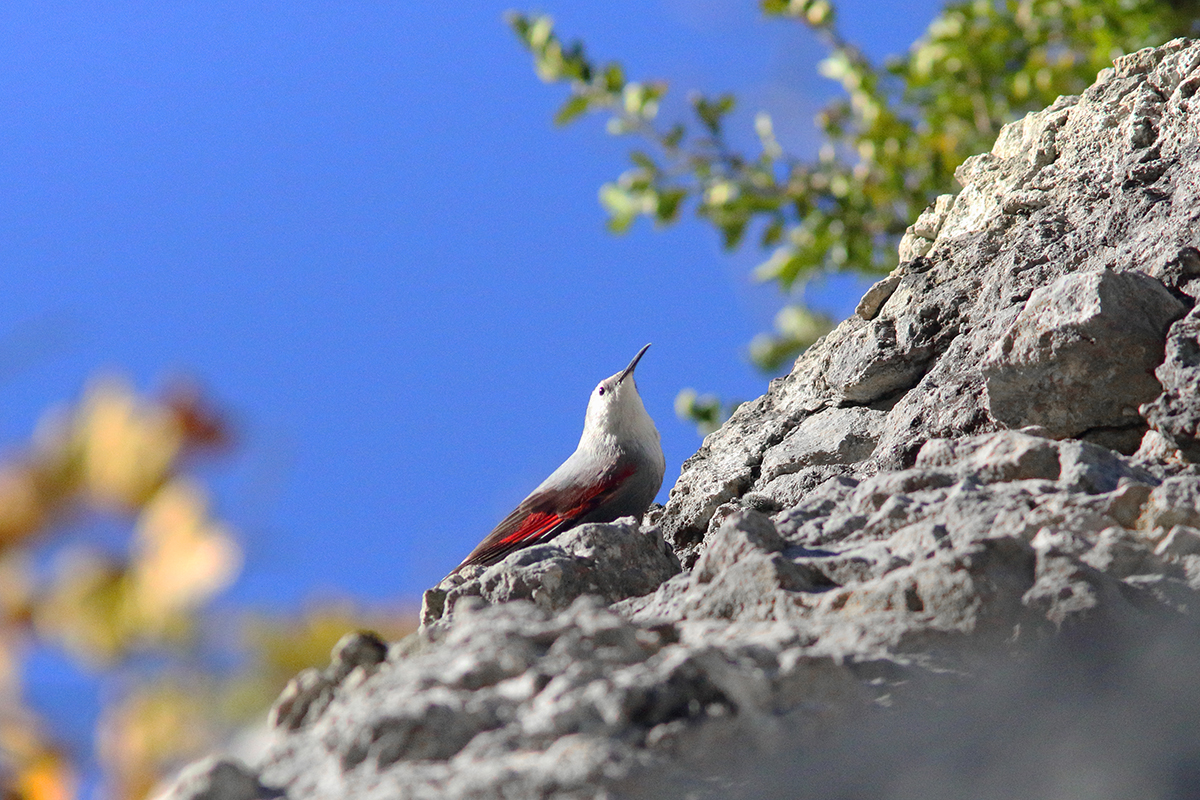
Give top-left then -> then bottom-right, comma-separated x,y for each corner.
419,518 -> 681,629
161,39 -> 1200,800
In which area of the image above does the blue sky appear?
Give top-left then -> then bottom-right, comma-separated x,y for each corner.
1,1 -> 943,611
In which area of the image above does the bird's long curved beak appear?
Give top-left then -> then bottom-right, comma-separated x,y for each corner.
618,343 -> 651,383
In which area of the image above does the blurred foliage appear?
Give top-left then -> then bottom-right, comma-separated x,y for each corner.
673,390 -> 743,438
0,376 -> 417,800
509,0 -> 1200,431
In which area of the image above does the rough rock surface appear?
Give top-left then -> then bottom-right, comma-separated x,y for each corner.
1143,303 -> 1200,459
156,758 -> 277,800
160,40 -> 1200,800
981,269 -> 1184,438
419,518 -> 681,629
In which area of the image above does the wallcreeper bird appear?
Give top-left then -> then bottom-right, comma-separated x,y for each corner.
455,344 -> 665,571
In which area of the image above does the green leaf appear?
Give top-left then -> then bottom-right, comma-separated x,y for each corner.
775,304 -> 833,346
506,12 -> 531,41
753,246 -> 802,285
761,217 -> 784,247
527,15 -> 554,50
629,150 -> 655,170
805,0 -> 832,26
533,40 -> 564,82
748,304 -> 833,371
655,189 -> 686,223
605,117 -> 630,136
554,94 -> 591,126
754,112 -> 782,160
703,180 -> 738,206
560,42 -> 591,82
693,93 -> 736,134
661,124 -> 685,149
674,388 -> 733,436
599,183 -> 638,233
603,62 -> 625,93
719,220 -> 747,250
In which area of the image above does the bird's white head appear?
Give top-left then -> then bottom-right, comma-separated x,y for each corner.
581,343 -> 660,451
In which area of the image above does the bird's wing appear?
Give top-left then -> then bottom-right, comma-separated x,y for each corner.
456,463 -> 637,570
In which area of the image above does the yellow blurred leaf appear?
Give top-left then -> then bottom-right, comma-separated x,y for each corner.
14,751 -> 75,800
246,601 -> 415,686
33,550 -> 127,665
97,681 -> 217,800
0,467 -> 46,547
75,378 -> 183,510
130,479 -> 241,628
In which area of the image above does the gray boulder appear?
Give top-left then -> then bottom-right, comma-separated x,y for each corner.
982,269 -> 1184,439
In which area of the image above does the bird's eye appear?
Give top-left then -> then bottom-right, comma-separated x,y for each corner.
598,387 -> 606,396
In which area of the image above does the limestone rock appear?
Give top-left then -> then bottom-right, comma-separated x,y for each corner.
1142,305 -> 1200,460
152,758 -> 277,800
250,598 -> 864,800
158,39 -> 1200,800
420,518 -> 680,629
981,269 -> 1184,438
759,406 -> 885,481
269,631 -> 389,732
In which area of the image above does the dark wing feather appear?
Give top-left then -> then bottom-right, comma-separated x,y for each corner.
456,464 -> 636,570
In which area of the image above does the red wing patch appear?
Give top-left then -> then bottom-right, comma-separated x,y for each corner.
456,463 -> 637,570
497,511 -> 563,547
